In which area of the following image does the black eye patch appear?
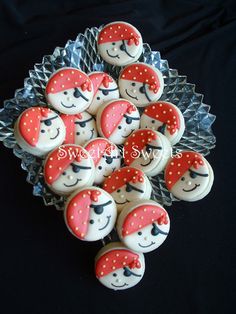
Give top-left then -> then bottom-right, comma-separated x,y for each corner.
90,200 -> 112,215
120,43 -> 126,51
105,156 -> 113,164
151,223 -> 168,237
102,90 -> 109,96
41,115 -> 58,126
75,117 -> 93,128
125,183 -> 144,194
72,164 -> 80,173
189,169 -> 209,178
123,267 -> 141,278
146,144 -> 162,153
73,88 -> 89,102
123,114 -> 140,125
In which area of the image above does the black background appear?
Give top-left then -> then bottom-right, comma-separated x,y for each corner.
0,1 -> 235,313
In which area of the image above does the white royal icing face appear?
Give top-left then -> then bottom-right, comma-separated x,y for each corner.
88,80 -> 119,115
108,110 -> 140,145
111,180 -> 147,208
170,163 -> 212,201
95,150 -> 121,185
98,40 -> 142,67
99,261 -> 144,290
35,112 -> 65,152
47,87 -> 93,115
123,221 -> 170,253
51,158 -> 94,195
83,191 -> 117,241
73,112 -> 97,146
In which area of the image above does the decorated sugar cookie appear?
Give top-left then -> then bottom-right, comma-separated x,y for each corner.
165,151 -> 214,201
140,101 -> 185,145
96,99 -> 140,145
64,187 -> 117,241
103,167 -> 152,212
123,129 -> 172,177
84,138 -> 121,185
88,72 -> 119,115
14,107 -> 66,157
45,67 -> 93,114
95,242 -> 145,290
44,144 -> 95,195
60,112 -> 97,146
118,63 -> 164,107
117,200 -> 170,253
97,22 -> 143,66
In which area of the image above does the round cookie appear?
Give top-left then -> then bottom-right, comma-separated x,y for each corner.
123,129 -> 172,177
64,187 -> 117,241
118,63 -> 164,107
97,21 -> 143,66
45,67 -> 93,114
140,101 -> 185,145
44,144 -> 95,195
14,107 -> 65,157
95,242 -> 145,290
60,112 -> 97,146
96,99 -> 140,145
117,200 -> 170,253
103,167 -> 152,212
88,72 -> 119,115
84,138 -> 121,185
165,151 -> 214,201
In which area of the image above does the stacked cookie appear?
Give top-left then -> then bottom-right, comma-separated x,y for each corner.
14,21 -> 214,291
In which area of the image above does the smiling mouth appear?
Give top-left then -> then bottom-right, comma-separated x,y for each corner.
122,129 -> 135,138
125,89 -> 138,100
89,128 -> 94,139
98,215 -> 111,231
50,128 -> 60,140
63,178 -> 81,187
106,50 -> 120,59
138,241 -> 155,248
115,199 -> 130,205
140,158 -> 153,167
183,184 -> 200,192
111,283 -> 128,288
61,101 -> 76,108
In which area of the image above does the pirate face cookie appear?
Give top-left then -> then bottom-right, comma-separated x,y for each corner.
44,144 -> 95,195
141,101 -> 185,145
95,242 -> 145,290
45,67 -> 93,114
103,167 -> 152,212
117,200 -> 170,253
119,63 -> 164,107
165,151 -> 214,201
64,187 -> 117,241
97,22 -> 143,66
84,138 -> 121,185
14,107 -> 66,157
87,72 -> 119,115
123,129 -> 172,177
96,99 -> 140,145
60,112 -> 97,146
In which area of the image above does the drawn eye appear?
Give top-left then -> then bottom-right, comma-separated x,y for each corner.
118,126 -> 122,130
117,189 -> 121,193
190,172 -> 197,179
139,86 -> 145,94
112,42 -> 116,46
62,172 -> 66,176
98,166 -> 102,170
89,219 -> 94,224
44,120 -> 52,126
76,132 -> 80,136
131,82 -> 136,86
113,273 -> 117,277
63,91 -> 68,95
125,116 -> 132,124
93,205 -> 104,215
123,268 -> 132,277
151,120 -> 155,124
151,224 -> 160,236
72,165 -> 80,173
105,156 -> 113,164
138,231 -> 142,236
181,177 -> 185,181
102,90 -> 109,96
41,129 -> 45,133
97,96 -> 100,100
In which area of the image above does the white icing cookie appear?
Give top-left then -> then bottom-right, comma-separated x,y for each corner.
123,129 -> 172,176
14,107 -> 65,157
95,242 -> 145,290
87,72 -> 119,115
60,112 -> 97,146
165,151 -> 214,201
44,144 -> 95,195
117,200 -> 170,253
64,187 -> 117,241
84,138 -> 121,185
97,21 -> 143,66
103,167 -> 152,212
45,67 -> 93,114
118,63 -> 164,107
96,99 -> 140,145
140,101 -> 185,145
